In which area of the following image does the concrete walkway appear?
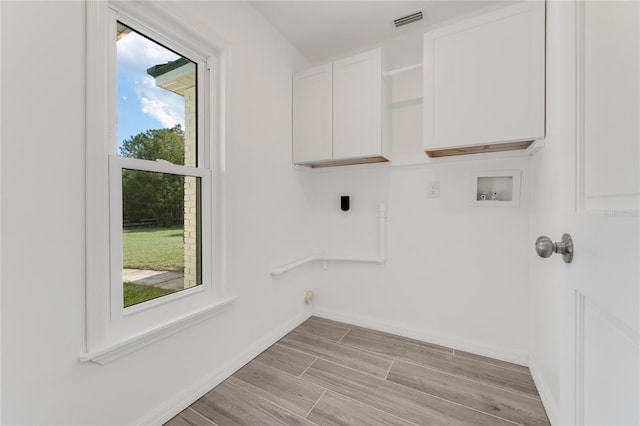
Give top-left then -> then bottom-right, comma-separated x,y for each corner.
122,269 -> 185,291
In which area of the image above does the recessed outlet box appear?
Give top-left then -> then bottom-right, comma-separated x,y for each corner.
470,170 -> 521,207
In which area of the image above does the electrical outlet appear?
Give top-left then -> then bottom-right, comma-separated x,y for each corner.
428,181 -> 440,198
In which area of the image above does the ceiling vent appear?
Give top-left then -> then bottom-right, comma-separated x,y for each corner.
394,11 -> 423,28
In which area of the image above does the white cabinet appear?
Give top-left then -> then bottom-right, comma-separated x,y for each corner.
292,48 -> 390,167
423,1 -> 545,157
292,64 -> 333,164
333,50 -> 382,160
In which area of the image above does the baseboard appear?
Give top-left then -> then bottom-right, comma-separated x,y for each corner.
313,308 -> 529,366
133,308 -> 312,426
528,354 -> 560,426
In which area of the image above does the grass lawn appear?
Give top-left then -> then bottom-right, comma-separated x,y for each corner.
123,282 -> 176,307
123,225 -> 184,271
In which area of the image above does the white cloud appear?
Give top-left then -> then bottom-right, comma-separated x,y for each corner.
142,75 -> 159,89
140,97 -> 181,128
117,32 -> 186,129
117,31 -> 179,66
137,76 -> 185,128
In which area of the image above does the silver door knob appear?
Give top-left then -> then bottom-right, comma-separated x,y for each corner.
535,234 -> 574,263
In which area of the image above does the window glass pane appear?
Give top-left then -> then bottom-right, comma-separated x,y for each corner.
116,22 -> 197,167
122,169 -> 202,307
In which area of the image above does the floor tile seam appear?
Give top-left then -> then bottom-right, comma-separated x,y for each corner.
301,357 -> 428,424
340,336 -> 455,361
295,326 -> 350,343
304,357 -> 527,426
273,341 -> 318,361
224,378 -> 323,426
244,357 -> 318,384
289,331 -> 396,362
312,318 -> 481,359
452,349 -> 530,374
308,317 -> 354,331
298,357 -> 320,378
230,358 -> 327,417
379,374 -> 528,426
343,330 -> 456,355
337,328 -> 350,343
302,355 -> 401,385
276,343 -> 335,365
185,407 -> 219,426
304,388 -> 328,418
283,332 -> 538,400
384,358 -> 395,380
282,344 -> 392,379
282,333 -> 395,367
279,333 -> 538,401
233,359 -> 329,407
289,329 -> 360,346
393,357 -> 542,401
321,388 -> 423,426
337,339 -> 418,365
323,327 -> 526,378
231,365 -> 326,404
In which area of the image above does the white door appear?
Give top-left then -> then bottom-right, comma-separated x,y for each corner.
562,1 -> 640,424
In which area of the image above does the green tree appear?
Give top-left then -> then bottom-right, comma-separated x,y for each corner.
120,125 -> 185,227
120,125 -> 185,164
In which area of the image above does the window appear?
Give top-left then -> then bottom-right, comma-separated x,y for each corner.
83,2 -> 231,363
114,22 -> 203,309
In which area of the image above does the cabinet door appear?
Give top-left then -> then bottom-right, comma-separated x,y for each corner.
333,49 -> 382,160
292,64 -> 333,164
424,1 -> 545,151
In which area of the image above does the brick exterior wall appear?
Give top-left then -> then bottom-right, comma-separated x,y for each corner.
183,87 -> 198,288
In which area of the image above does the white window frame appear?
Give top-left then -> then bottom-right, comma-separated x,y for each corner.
83,1 -> 232,364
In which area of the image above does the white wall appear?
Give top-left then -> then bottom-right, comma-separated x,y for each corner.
1,1 -> 312,424
310,30 -> 533,363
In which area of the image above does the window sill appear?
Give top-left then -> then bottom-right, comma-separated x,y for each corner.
79,296 -> 236,365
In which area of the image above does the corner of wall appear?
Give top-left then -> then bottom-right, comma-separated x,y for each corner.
528,353 -> 560,426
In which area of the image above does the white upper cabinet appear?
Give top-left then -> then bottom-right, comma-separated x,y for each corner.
292,48 -> 389,167
423,1 -> 545,157
292,64 -> 333,164
333,49 -> 382,160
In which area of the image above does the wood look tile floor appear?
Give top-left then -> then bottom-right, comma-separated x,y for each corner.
166,317 -> 550,426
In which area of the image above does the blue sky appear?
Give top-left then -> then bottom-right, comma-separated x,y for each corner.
116,29 -> 185,149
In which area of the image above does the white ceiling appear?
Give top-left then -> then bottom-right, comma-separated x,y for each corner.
250,1 -> 507,63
